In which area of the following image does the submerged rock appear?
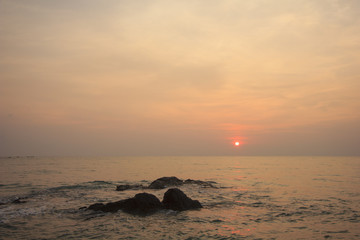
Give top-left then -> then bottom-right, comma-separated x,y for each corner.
116,184 -> 143,191
12,198 -> 27,204
114,177 -> 217,191
162,188 -> 202,211
148,176 -> 184,189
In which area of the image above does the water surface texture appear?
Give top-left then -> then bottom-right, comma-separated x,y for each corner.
1,156 -> 359,239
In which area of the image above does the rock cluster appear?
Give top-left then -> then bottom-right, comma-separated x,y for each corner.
116,176 -> 216,191
87,188 -> 202,215
88,192 -> 163,214
86,177 -> 214,215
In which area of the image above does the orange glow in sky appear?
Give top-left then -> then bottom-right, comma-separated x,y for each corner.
1,1 -> 360,156
230,136 -> 246,148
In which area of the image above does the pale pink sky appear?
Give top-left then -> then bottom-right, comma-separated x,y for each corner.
1,0 -> 360,156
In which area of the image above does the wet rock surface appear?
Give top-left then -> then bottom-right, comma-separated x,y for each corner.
163,188 -> 202,211
88,192 -> 162,215
121,193 -> 163,214
116,184 -> 143,191
12,198 -> 27,204
148,176 -> 184,189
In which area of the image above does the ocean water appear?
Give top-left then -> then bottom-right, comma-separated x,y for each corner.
0,156 -> 359,239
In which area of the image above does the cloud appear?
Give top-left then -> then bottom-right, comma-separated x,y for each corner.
1,0 -> 360,156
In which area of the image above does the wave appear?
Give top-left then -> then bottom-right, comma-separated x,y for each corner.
0,183 -> 33,189
48,181 -> 115,191
0,180 -> 121,206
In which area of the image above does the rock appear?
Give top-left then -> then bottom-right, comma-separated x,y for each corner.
114,177 -> 216,191
148,177 -> 184,189
88,203 -> 106,211
116,185 -> 132,191
162,188 -> 202,211
121,192 -> 163,215
12,198 -> 27,204
116,184 -> 143,191
87,192 -> 162,215
100,200 -> 127,213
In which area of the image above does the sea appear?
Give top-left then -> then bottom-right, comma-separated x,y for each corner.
0,156 -> 359,239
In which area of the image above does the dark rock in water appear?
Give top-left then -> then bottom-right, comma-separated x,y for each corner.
148,177 -> 216,189
88,177 -> 210,214
12,198 -> 26,204
148,176 -> 184,189
100,200 -> 127,213
121,193 -> 163,215
87,192 -> 162,215
116,184 -> 143,191
87,188 -> 203,214
116,185 -> 132,191
162,188 -> 202,211
88,203 -> 106,211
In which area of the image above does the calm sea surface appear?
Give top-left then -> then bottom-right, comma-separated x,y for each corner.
0,156 -> 359,239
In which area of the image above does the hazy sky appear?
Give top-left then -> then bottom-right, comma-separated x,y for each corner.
1,0 -> 360,156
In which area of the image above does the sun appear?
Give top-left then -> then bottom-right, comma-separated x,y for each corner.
229,136 -> 246,148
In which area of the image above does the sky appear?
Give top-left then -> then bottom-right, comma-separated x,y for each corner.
1,0 -> 360,156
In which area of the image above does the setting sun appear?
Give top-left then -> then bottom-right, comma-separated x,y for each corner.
230,137 -> 246,148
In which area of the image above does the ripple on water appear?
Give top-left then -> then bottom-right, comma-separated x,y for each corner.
1,155 -> 360,240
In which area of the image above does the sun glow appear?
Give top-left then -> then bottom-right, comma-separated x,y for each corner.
230,137 -> 246,147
